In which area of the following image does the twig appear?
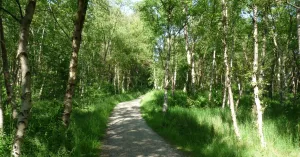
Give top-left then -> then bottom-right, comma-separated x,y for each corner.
0,7 -> 21,24
16,0 -> 23,18
47,3 -> 71,40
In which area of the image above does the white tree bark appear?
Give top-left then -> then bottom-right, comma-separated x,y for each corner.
252,5 -> 266,148
222,0 -> 241,139
183,4 -> 191,93
62,0 -> 88,127
209,50 -> 216,102
12,0 -> 36,156
163,31 -> 171,113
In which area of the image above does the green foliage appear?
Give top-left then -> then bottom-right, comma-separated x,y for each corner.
141,90 -> 300,157
0,91 -> 142,156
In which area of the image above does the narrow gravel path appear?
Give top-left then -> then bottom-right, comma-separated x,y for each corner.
100,98 -> 184,157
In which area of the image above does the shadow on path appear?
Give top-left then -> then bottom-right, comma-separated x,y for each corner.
101,99 -> 184,157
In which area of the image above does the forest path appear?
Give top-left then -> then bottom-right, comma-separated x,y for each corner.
100,97 -> 184,157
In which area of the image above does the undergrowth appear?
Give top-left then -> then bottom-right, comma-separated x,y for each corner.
0,91 -> 142,156
141,90 -> 300,157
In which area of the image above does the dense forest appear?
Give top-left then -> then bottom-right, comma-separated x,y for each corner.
0,0 -> 299,156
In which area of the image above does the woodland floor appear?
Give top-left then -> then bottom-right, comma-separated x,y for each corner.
100,97 -> 184,157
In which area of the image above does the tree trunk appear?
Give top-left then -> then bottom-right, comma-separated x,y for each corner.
117,66 -> 120,93
191,40 -> 196,93
12,0 -> 36,156
0,2 -> 17,119
114,64 -> 117,94
295,2 -> 300,98
222,0 -> 241,140
154,67 -> 158,89
62,0 -> 88,127
0,77 -> 3,133
252,5 -> 266,147
222,74 -> 227,108
172,48 -> 177,96
122,74 -> 125,93
259,14 -> 267,89
235,78 -> 243,108
209,50 -> 216,102
183,4 -> 191,93
127,70 -> 130,91
163,15 -> 172,113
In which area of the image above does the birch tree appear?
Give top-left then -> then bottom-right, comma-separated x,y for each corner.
12,0 -> 36,156
252,4 -> 266,147
221,0 -> 241,139
62,0 -> 89,127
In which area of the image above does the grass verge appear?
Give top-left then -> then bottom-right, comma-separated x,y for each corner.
0,92 -> 142,156
141,90 -> 300,157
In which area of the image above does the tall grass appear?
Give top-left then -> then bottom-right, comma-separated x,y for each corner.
0,92 -> 142,156
141,90 -> 300,157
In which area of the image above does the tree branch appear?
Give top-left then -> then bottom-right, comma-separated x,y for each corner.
0,7 -> 21,24
47,3 -> 71,40
16,0 -> 23,18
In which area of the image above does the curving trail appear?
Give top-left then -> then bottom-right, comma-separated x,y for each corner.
101,98 -> 184,157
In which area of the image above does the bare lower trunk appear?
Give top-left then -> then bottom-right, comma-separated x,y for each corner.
191,42 -> 196,93
114,65 -> 117,94
222,75 -> 227,108
222,0 -> 241,139
62,0 -> 88,127
0,6 -> 17,119
163,29 -> 171,113
259,15 -> 267,88
0,80 -> 3,133
154,68 -> 158,89
122,74 -> 125,93
235,78 -> 243,108
117,66 -> 120,93
127,71 -> 130,91
252,5 -> 266,147
172,53 -> 177,96
209,50 -> 216,102
184,4 -> 191,93
296,2 -> 300,98
12,1 -> 36,156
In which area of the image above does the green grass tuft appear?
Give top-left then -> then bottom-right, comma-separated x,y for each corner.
141,90 -> 300,157
0,92 -> 142,156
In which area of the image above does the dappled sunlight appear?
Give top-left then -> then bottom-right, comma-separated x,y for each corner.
141,90 -> 300,157
101,98 -> 183,157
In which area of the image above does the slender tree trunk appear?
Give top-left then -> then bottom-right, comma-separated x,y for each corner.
39,77 -> 45,99
209,50 -> 216,102
222,74 -> 227,108
0,3 -> 17,119
295,2 -> 300,98
172,48 -> 177,96
252,5 -> 266,147
127,70 -> 130,91
235,78 -> 243,108
154,67 -> 158,89
114,64 -> 117,94
163,17 -> 171,113
191,41 -> 196,93
62,0 -> 88,127
259,14 -> 267,89
117,66 -> 120,93
122,74 -> 125,93
183,4 -> 191,93
12,1 -> 36,156
222,0 -> 241,139
0,77 -> 3,133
